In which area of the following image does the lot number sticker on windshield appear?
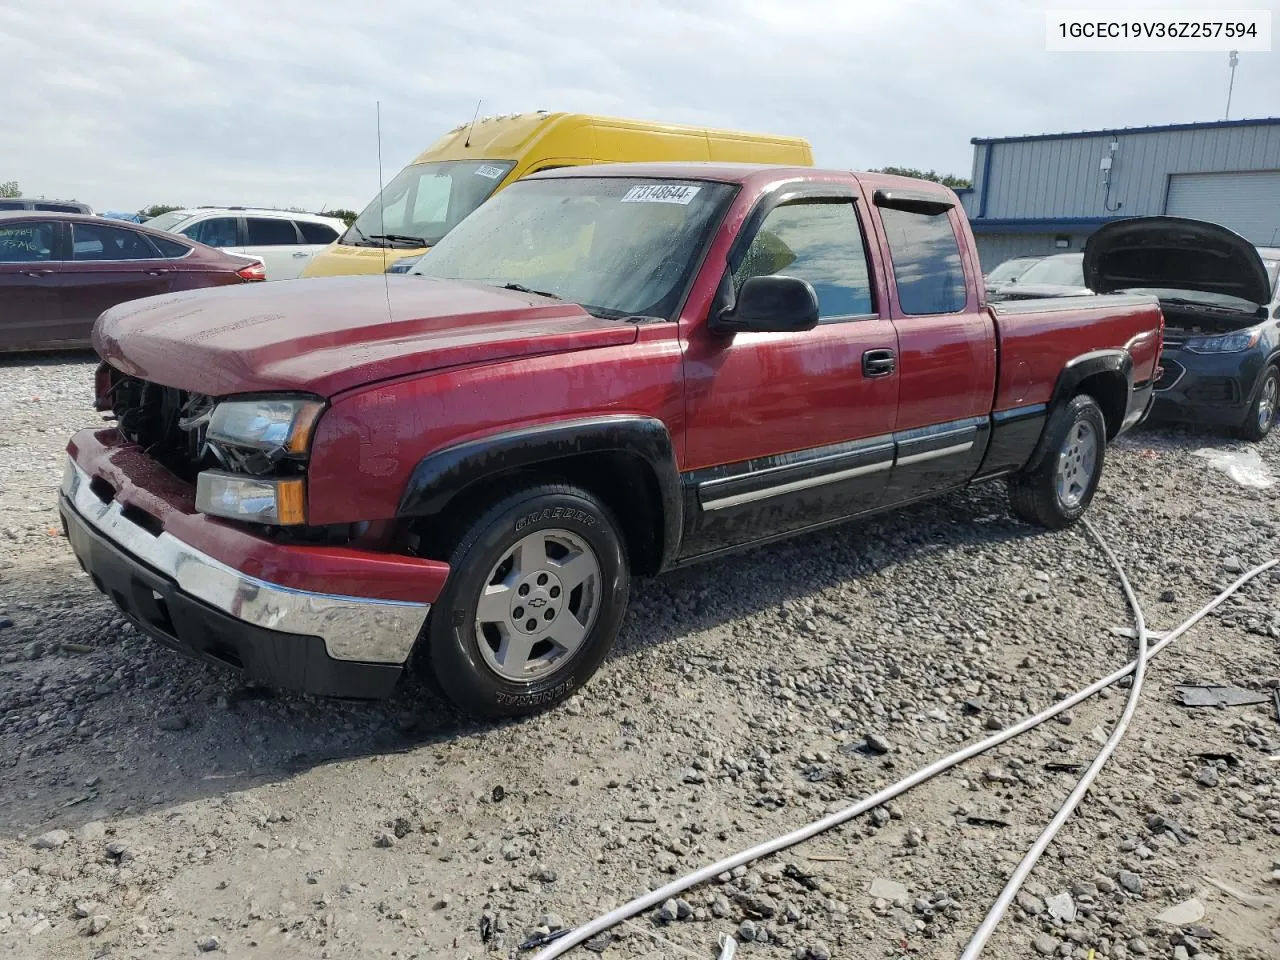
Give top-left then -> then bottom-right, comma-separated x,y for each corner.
621,184 -> 701,205
474,164 -> 506,179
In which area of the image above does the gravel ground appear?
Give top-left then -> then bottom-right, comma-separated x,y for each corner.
1,352 -> 1279,960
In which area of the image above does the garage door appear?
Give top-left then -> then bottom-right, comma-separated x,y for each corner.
1165,171 -> 1280,244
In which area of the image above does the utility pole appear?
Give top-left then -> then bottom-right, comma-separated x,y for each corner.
1224,50 -> 1239,120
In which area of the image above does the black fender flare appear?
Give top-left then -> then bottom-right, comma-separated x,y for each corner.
396,415 -> 683,571
1026,350 -> 1133,472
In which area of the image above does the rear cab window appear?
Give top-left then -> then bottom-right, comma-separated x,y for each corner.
877,204 -> 967,315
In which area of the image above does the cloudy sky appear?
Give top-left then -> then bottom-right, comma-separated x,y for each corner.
4,0 -> 1276,214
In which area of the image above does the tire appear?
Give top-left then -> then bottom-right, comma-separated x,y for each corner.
1239,364 -> 1278,442
1008,393 -> 1107,529
424,484 -> 629,719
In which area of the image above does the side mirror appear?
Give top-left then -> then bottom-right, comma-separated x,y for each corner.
712,275 -> 820,334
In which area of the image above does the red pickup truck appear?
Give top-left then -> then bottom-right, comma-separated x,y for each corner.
61,164 -> 1162,717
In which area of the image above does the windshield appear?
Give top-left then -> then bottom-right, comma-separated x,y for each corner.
987,257 -> 1037,283
1017,254 -> 1084,287
144,211 -> 195,231
1266,258 -> 1279,298
343,159 -> 516,248
411,176 -> 736,320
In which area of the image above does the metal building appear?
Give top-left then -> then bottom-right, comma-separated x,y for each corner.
959,116 -> 1280,270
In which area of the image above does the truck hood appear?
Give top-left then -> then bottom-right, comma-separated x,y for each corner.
94,276 -> 639,397
1084,216 -> 1272,308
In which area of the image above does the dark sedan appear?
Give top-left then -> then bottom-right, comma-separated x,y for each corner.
0,212 -> 264,352
1085,218 -> 1280,440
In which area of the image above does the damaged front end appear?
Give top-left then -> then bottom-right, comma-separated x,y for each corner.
1085,218 -> 1279,434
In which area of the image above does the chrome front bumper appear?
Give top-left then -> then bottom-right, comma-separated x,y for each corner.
61,458 -> 430,664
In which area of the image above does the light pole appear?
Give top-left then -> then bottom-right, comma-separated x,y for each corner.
1224,50 -> 1239,120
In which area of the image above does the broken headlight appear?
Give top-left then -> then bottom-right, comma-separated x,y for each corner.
1182,331 -> 1260,354
206,397 -> 324,467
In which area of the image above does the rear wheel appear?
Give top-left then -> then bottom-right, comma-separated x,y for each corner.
424,484 -> 629,719
1239,364 -> 1278,442
1008,393 -> 1107,529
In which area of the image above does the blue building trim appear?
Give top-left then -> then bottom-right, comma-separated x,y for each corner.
968,217 -> 1126,235
971,115 -> 1280,146
978,143 -> 994,218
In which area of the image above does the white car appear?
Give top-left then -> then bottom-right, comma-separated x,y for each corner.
142,208 -> 346,280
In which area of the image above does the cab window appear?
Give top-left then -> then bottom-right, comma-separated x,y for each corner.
734,200 -> 874,321
878,207 -> 967,315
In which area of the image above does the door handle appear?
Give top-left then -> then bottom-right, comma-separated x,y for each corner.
292,251 -> 309,258
862,349 -> 896,378
146,269 -> 170,276
23,269 -> 53,278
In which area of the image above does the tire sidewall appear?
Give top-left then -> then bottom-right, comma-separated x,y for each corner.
428,489 -> 628,718
1243,365 -> 1278,440
1047,395 -> 1107,522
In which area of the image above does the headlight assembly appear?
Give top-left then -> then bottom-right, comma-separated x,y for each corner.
1182,331 -> 1261,354
207,397 -> 324,457
196,472 -> 306,525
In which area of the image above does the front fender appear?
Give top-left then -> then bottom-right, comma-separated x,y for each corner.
396,415 -> 683,570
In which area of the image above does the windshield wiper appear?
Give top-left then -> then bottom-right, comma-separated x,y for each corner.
367,233 -> 428,247
499,282 -> 563,300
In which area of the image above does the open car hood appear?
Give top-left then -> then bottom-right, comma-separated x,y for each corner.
1084,217 -> 1271,307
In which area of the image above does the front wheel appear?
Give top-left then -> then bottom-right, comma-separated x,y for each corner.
1008,393 -> 1107,529
1239,364 -> 1278,442
424,484 -> 630,719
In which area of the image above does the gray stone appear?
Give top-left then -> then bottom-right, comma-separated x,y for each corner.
711,895 -> 733,919
1129,937 -> 1148,955
1195,766 -> 1219,788
865,733 -> 892,754
657,899 -> 679,922
78,821 -> 106,844
32,829 -> 70,850
157,713 -> 189,731
738,919 -> 758,941
870,877 -> 908,901
373,832 -> 396,848
1154,899 -> 1205,925
1033,933 -> 1060,956
198,936 -> 221,952
1222,556 -> 1245,574
808,942 -> 832,960
1047,891 -> 1077,922
87,915 -> 109,935
1173,947 -> 1189,960
540,913 -> 565,931
1017,892 -> 1045,915
1118,870 -> 1143,894
674,899 -> 693,920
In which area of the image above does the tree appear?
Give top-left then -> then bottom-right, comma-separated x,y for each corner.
869,167 -> 971,190
323,208 -> 358,226
0,180 -> 19,199
138,203 -> 182,219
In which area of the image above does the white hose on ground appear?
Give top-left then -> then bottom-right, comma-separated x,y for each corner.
532,544 -> 1278,960
957,517 -> 1148,959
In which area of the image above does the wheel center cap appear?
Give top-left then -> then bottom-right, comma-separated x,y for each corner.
511,571 -> 563,634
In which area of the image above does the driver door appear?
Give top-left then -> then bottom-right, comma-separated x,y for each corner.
680,185 -> 900,557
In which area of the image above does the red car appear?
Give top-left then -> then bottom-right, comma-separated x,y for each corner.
0,212 -> 264,352
61,164 -> 1163,717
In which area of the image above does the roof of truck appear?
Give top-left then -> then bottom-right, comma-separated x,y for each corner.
527,162 -> 960,197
